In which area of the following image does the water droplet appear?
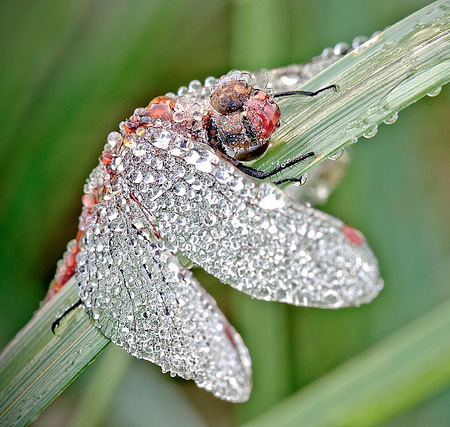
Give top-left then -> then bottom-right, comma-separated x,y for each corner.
130,170 -> 143,184
279,73 -> 301,87
363,126 -> 378,139
328,148 -> 344,160
321,47 -> 334,59
427,86 -> 442,97
383,112 -> 399,125
352,36 -> 368,49
107,132 -> 122,147
334,42 -> 349,55
204,76 -> 217,87
188,80 -> 202,92
177,86 -> 189,96
348,136 -> 358,146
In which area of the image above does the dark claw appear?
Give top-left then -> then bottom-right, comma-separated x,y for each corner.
234,151 -> 315,181
273,84 -> 337,98
51,299 -> 83,334
274,175 -> 305,185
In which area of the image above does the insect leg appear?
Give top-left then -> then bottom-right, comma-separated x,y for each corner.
273,175 -> 305,185
273,84 -> 337,98
234,151 -> 314,180
51,299 -> 83,334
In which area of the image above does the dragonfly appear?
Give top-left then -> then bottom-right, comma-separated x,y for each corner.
49,42 -> 383,402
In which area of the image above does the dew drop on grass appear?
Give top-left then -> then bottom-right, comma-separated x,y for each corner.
328,148 -> 345,160
427,86 -> 442,97
363,126 -> 378,139
383,112 -> 399,125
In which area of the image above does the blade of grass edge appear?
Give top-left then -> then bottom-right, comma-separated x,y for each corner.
68,346 -> 132,427
0,278 -> 109,426
244,298 -> 450,427
253,0 -> 450,183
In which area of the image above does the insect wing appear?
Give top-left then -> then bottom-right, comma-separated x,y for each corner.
76,198 -> 252,402
119,128 -> 383,308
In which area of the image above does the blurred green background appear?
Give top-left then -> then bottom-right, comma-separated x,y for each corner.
1,0 -> 449,426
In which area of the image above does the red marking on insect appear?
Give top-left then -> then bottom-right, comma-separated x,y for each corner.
82,193 -> 97,210
124,96 -> 175,134
341,224 -> 365,246
47,188 -> 100,300
123,117 -> 140,133
101,151 -> 113,165
223,323 -> 236,348
47,229 -> 86,299
123,123 -> 134,133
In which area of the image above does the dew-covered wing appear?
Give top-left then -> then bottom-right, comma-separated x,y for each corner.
118,127 -> 383,308
76,198 -> 252,402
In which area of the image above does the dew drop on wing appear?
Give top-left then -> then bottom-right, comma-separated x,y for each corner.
77,198 -> 252,402
121,128 -> 383,309
70,53 -> 383,401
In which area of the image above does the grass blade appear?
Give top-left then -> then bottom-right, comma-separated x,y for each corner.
244,298 -> 450,427
0,279 -> 108,426
253,0 -> 450,180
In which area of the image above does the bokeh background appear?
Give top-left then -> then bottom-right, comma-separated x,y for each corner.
1,0 -> 449,425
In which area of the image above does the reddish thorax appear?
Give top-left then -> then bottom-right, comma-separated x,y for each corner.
207,79 -> 281,161
47,80 -> 282,300
47,96 -> 177,300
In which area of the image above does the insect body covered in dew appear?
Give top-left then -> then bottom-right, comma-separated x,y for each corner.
206,75 -> 281,161
51,66 -> 383,403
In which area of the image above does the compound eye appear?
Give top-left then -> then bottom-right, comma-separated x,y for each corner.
244,91 -> 281,139
210,80 -> 252,114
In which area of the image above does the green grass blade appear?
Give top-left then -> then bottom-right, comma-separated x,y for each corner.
0,278 -> 108,426
68,346 -> 131,427
253,0 -> 450,180
244,298 -> 450,427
